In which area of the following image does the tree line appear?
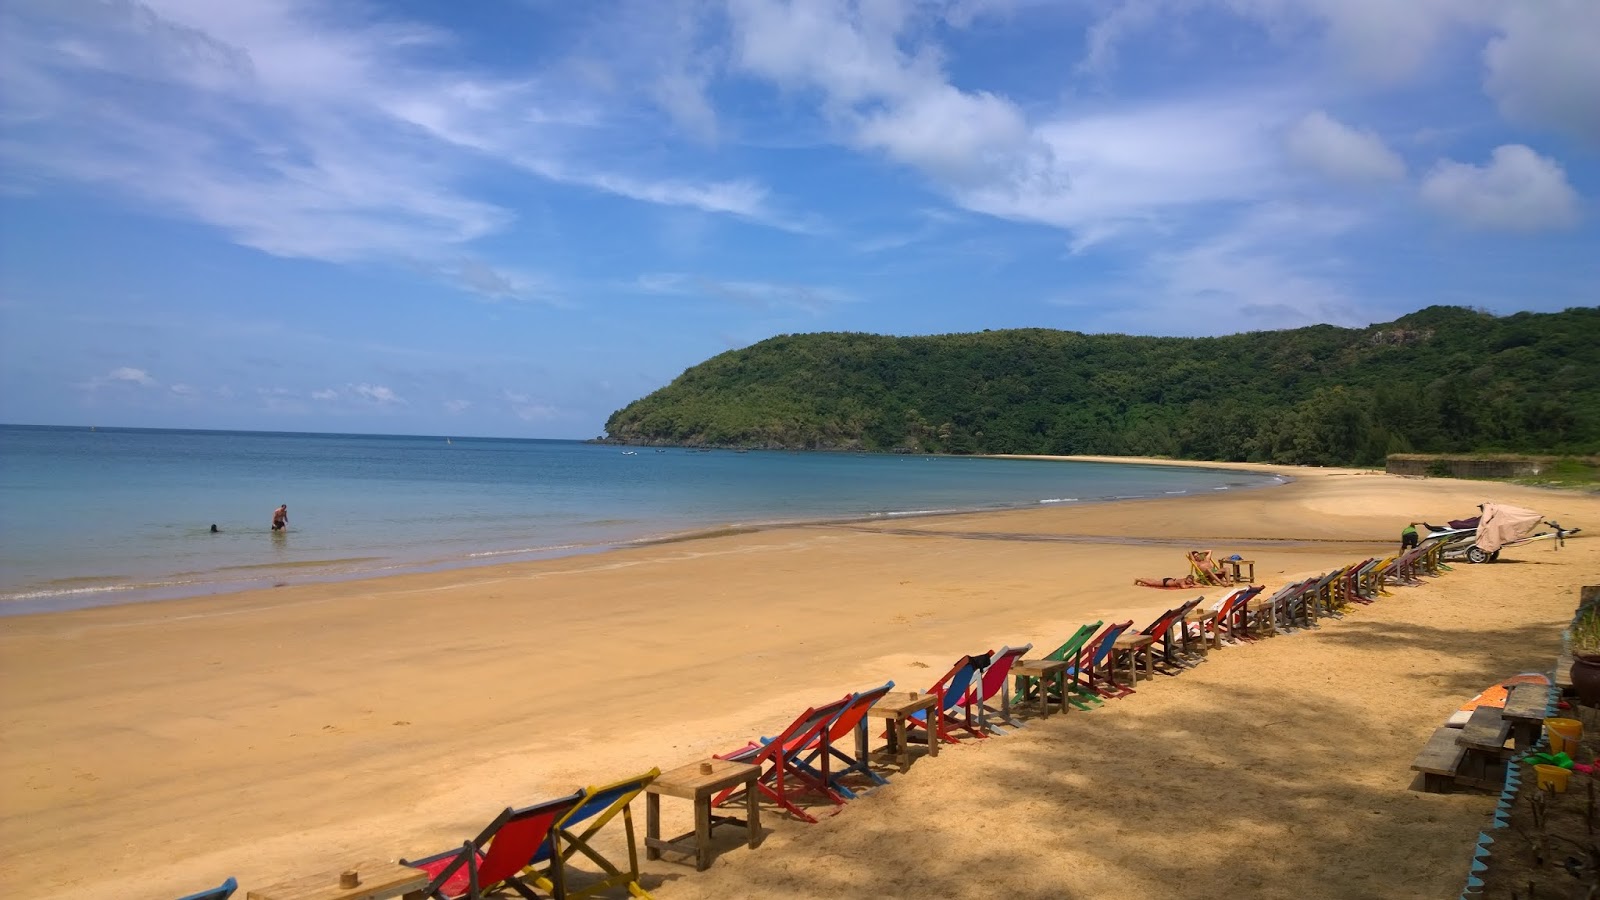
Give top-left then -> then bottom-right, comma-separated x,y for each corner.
602,305 -> 1600,466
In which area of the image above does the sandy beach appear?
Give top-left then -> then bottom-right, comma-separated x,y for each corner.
3,460 -> 1597,899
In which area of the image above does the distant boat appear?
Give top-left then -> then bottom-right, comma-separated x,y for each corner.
654,449 -> 667,453
622,450 -> 638,456
446,438 -> 452,444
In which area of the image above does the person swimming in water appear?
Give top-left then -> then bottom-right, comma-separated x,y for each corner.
271,504 -> 288,532
210,524 -> 220,533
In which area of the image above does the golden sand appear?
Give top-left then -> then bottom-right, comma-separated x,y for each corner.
1,461 -> 1596,898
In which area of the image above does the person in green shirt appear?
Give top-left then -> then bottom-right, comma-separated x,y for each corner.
1400,522 -> 1420,551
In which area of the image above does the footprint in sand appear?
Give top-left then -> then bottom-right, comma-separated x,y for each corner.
910,661 -> 929,668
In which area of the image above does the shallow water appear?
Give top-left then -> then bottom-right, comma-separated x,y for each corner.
0,425 -> 1279,613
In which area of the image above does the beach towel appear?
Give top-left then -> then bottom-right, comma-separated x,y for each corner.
1134,575 -> 1200,589
1446,673 -> 1551,726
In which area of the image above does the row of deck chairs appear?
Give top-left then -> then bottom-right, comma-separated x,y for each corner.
179,540 -> 1457,900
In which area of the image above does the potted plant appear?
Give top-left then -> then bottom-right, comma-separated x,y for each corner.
1570,606 -> 1600,707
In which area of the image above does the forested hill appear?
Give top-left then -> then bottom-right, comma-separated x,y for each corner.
602,306 -> 1600,466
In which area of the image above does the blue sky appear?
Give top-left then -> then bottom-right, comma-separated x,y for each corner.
1,0 -> 1596,438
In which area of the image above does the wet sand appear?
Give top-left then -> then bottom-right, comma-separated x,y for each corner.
1,461 -> 1595,898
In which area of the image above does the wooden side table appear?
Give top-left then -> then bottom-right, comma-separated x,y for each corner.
246,860 -> 427,900
1223,558 -> 1255,583
645,758 -> 761,872
865,691 -> 939,772
1111,633 -> 1155,685
1012,659 -> 1069,717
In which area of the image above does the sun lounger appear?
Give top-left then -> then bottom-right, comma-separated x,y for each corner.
1070,620 -> 1134,705
175,878 -> 238,900
794,681 -> 896,800
717,695 -> 854,823
971,644 -> 1032,733
401,790 -> 586,900
904,654 -> 986,745
530,769 -> 661,900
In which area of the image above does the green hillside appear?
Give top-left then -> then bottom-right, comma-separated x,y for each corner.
603,306 -> 1600,466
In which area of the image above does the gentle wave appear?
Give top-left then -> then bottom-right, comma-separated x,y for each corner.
467,543 -> 586,559
1038,498 -> 1079,504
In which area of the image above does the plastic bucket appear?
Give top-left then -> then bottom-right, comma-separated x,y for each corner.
1547,718 -> 1584,755
1535,764 -> 1571,793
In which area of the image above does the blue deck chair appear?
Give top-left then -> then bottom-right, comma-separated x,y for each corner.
1065,620 -> 1132,708
905,655 -> 985,745
175,878 -> 237,900
530,768 -> 660,900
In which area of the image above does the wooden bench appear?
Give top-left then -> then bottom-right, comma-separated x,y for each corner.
1502,682 -> 1550,749
1453,705 -> 1514,790
1412,725 -> 1468,793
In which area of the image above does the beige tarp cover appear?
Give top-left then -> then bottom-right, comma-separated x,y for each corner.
1474,503 -> 1545,553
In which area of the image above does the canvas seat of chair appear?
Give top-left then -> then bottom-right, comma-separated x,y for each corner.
402,790 -> 585,900
1066,621 -> 1133,703
528,769 -> 660,900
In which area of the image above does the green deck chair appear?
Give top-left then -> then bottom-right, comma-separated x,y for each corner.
1011,620 -> 1101,709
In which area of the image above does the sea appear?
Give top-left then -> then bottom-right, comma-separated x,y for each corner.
0,425 -> 1281,615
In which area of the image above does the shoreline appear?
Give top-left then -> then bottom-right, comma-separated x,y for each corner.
0,455 -> 1281,617
3,462 -> 1597,898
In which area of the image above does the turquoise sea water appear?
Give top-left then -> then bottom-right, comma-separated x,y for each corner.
0,425 -> 1280,614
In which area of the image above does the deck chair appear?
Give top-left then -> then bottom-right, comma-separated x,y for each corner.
530,769 -> 660,900
1066,620 -> 1133,706
794,681 -> 896,800
716,695 -> 854,823
401,790 -> 585,900
1012,621 -> 1100,707
1115,600 -> 1200,678
1191,585 -> 1262,644
1187,550 -> 1235,587
903,655 -> 985,746
971,644 -> 1032,733
175,878 -> 237,900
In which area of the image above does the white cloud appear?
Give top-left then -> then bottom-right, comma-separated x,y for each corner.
310,388 -> 339,401
0,0 -> 790,278
1484,0 -> 1600,146
350,383 -> 404,405
1420,144 -> 1581,232
503,390 -> 557,422
169,382 -> 197,396
82,366 -> 157,389
443,399 -> 471,414
1284,111 -> 1405,183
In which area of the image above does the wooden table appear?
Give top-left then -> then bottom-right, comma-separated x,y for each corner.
1181,611 -> 1220,655
246,860 -> 427,900
865,691 -> 939,771
1223,558 -> 1255,583
645,758 -> 762,872
1012,659 -> 1069,718
1111,633 -> 1155,686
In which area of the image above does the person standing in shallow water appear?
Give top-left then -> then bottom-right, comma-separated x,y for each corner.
271,504 -> 288,532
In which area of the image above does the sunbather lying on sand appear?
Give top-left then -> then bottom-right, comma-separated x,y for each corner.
1133,575 -> 1200,589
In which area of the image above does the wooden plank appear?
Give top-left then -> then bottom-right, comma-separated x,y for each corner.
1412,725 -> 1467,777
1456,704 -> 1512,752
1557,647 -> 1575,689
1503,682 -> 1549,722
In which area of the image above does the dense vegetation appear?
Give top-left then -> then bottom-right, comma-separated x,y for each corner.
603,306 -> 1600,466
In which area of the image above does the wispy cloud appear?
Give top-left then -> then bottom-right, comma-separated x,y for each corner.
637,273 -> 850,314
81,366 -> 157,390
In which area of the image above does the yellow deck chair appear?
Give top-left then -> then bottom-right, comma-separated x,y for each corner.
530,767 -> 660,900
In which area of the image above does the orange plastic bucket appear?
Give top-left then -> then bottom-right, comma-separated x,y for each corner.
1547,718 -> 1583,755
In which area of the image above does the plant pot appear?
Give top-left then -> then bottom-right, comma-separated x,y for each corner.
1570,654 -> 1600,708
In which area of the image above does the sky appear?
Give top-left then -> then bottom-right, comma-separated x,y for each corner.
1,0 -> 1596,439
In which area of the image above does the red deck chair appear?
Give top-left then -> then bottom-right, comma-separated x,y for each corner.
798,681 -> 896,799
401,789 -> 585,900
971,644 -> 1032,732
713,694 -> 853,823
